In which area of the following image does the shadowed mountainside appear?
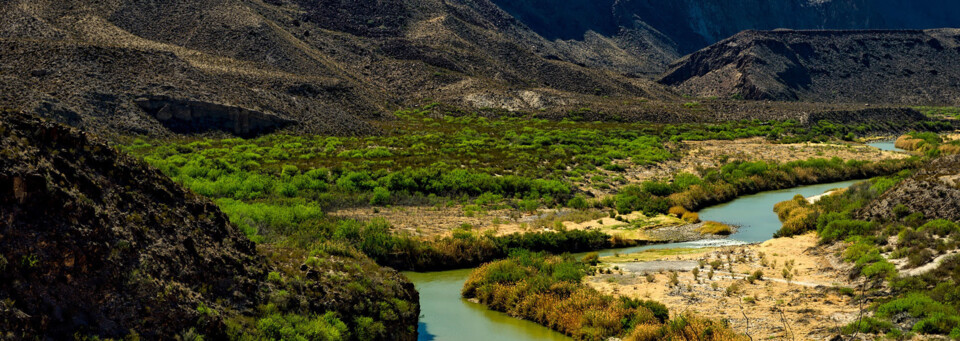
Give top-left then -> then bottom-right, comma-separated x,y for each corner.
660,29 -> 960,104
493,0 -> 960,56
0,111 -> 419,340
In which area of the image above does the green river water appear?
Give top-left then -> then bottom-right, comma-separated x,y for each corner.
407,179 -> 867,340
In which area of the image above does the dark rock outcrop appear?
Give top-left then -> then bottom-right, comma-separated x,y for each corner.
0,111 -> 263,338
135,96 -> 295,137
659,29 -> 960,104
0,111 -> 418,340
859,155 -> 960,221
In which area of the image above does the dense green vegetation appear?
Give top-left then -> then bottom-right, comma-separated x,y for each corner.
213,198 -> 634,271
461,251 -> 746,341
123,105 -> 939,213
119,106 -> 923,273
774,172 -> 960,338
114,105 -> 949,339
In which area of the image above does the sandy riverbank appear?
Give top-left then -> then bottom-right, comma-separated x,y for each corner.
587,233 -> 861,340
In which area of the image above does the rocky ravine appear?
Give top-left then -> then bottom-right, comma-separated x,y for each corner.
0,111 -> 418,340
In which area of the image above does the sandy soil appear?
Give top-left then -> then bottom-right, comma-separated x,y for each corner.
330,138 -> 906,238
587,233 -> 862,340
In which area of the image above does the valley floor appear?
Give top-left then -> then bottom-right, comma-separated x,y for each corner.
587,233 -> 862,340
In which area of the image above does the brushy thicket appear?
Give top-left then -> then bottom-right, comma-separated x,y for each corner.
618,157 -> 920,217
215,197 -> 634,271
123,105 -> 932,214
894,131 -> 960,156
462,251 -> 746,341
772,170 -> 960,338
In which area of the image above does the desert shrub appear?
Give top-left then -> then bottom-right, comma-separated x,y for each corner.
747,270 -> 764,283
877,293 -> 954,320
668,206 -> 688,218
819,219 -> 876,242
369,187 -> 391,205
254,312 -> 348,341
862,261 -> 897,281
920,219 -> 960,237
698,221 -> 732,235
567,194 -> 589,210
842,316 -> 894,334
681,212 -> 701,224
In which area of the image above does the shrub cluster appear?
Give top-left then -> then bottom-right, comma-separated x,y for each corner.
462,252 -> 745,341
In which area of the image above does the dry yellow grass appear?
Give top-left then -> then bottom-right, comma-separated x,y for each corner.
698,221 -> 732,235
895,135 -> 926,151
681,211 -> 701,224
668,206 -> 689,217
940,144 -> 960,155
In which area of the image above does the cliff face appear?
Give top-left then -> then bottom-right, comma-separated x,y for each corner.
659,29 -> 960,104
0,111 -> 419,340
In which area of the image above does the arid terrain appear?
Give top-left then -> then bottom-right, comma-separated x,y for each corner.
589,233 -> 861,340
5,0 -> 960,340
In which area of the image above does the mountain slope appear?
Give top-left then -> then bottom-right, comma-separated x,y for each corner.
0,111 -> 418,340
0,0 -> 667,137
659,29 -> 960,104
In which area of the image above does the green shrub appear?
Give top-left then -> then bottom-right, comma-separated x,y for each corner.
842,316 -> 894,334
254,312 -> 348,341
370,187 -> 391,205
920,219 -> 960,237
819,219 -> 876,242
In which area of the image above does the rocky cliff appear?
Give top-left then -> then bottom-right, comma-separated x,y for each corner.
0,111 -> 419,340
659,29 -> 960,104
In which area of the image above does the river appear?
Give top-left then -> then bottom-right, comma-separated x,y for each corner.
866,139 -> 903,152
406,179 -> 864,341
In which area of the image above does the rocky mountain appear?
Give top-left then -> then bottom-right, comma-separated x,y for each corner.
495,0 -> 960,54
659,29 -> 960,103
0,111 -> 418,340
0,0 -> 669,137
2,0 -> 960,137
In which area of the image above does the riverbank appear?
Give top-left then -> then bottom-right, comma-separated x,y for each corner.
588,233 -> 859,340
410,179 -> 868,341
